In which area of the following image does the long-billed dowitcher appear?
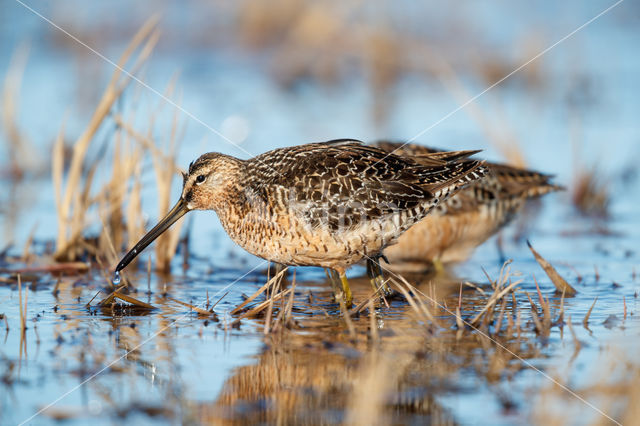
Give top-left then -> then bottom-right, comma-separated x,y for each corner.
374,141 -> 562,272
115,139 -> 487,306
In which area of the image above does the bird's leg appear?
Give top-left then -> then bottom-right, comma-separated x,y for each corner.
432,258 -> 445,274
367,256 -> 392,299
326,269 -> 343,301
339,271 -> 353,309
326,269 -> 352,308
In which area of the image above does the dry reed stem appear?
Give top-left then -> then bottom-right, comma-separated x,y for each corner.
583,297 -> 598,329
621,370 -> 640,424
85,291 -> 101,307
571,167 -> 611,218
97,212 -> 120,268
112,115 -> 184,175
2,43 -> 40,176
409,284 -> 441,326
169,297 -> 216,317
345,352 -> 393,426
21,223 -> 37,262
231,267 -> 288,315
18,275 -> 25,336
54,16 -> 159,260
235,288 -> 292,322
455,304 -> 464,330
149,79 -> 187,271
283,270 -> 297,325
470,278 -> 522,326
97,290 -> 155,310
1,313 -> 8,331
270,271 -> 297,333
525,292 -> 544,335
0,262 -> 88,274
391,277 -> 437,324
105,130 -> 126,257
368,299 -> 379,343
18,274 -> 28,361
340,297 -> 356,340
125,154 -> 145,250
350,295 -> 374,316
211,292 -> 228,310
534,275 -> 552,331
494,297 -> 508,333
567,315 -> 580,349
93,128 -> 144,266
528,241 -> 577,296
263,276 -> 280,334
52,121 -> 65,217
566,315 -> 582,367
557,289 -> 566,328
349,279 -> 392,315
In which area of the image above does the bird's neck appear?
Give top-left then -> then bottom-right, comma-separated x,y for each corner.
214,174 -> 282,251
210,166 -> 255,239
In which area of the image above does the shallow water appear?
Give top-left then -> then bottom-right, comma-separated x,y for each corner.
1,1 -> 640,424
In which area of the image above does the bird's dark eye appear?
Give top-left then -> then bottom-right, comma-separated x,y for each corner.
196,175 -> 206,184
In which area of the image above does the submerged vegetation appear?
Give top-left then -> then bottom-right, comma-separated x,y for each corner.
1,1 -> 639,425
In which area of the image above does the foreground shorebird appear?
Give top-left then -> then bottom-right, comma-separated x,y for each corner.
115,139 -> 487,306
374,141 -> 562,272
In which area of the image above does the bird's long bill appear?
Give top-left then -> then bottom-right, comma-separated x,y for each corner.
115,198 -> 189,272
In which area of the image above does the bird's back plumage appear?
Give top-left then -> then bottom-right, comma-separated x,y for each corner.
206,139 -> 488,270
374,141 -> 562,271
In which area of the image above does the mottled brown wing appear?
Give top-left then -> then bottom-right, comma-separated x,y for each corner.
375,140 -> 562,214
373,140 -> 482,165
246,140 -> 484,229
489,163 -> 564,198
373,140 -> 441,157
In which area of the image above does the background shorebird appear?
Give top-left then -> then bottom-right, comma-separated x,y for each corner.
374,141 -> 563,272
115,139 -> 487,306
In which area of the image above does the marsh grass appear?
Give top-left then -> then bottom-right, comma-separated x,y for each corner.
569,130 -> 612,219
147,80 -> 187,272
230,267 -> 289,316
570,166 -> 611,218
1,43 -> 43,179
53,17 -> 161,262
98,290 -> 155,310
528,241 -> 578,296
43,16 -> 189,276
195,258 -> 588,424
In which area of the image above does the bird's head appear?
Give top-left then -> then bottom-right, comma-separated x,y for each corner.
115,152 -> 242,272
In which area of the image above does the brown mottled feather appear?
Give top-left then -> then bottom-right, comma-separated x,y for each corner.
374,141 -> 562,271
186,139 -> 487,272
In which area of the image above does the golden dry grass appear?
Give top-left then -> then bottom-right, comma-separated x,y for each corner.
40,17 -> 187,275
52,17 -> 161,262
1,43 -> 45,180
